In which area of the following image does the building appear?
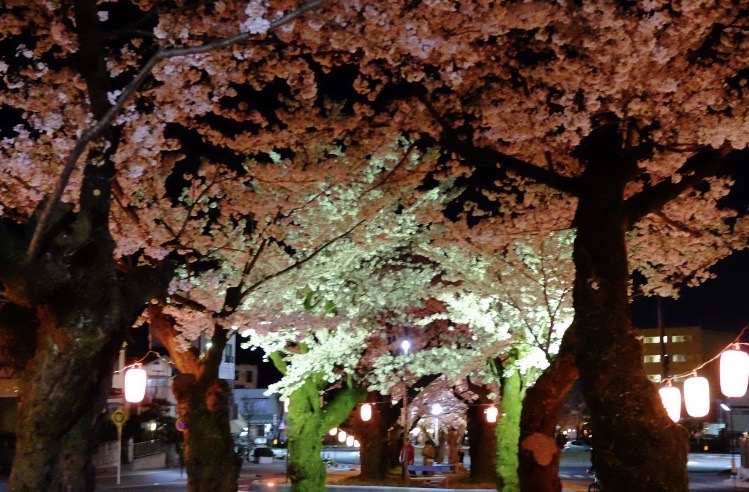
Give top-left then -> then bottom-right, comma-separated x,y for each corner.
234,388 -> 283,442
636,325 -> 749,431
234,364 -> 258,389
636,326 -> 734,387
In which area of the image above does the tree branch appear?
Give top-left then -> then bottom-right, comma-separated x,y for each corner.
418,94 -> 580,195
27,0 -> 329,259
623,146 -> 731,228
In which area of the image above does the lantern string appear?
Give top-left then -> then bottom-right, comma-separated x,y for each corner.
666,322 -> 749,382
112,350 -> 175,374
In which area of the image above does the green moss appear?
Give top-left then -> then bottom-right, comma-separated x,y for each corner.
496,365 -> 522,492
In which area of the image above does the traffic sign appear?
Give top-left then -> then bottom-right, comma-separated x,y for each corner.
111,407 -> 127,428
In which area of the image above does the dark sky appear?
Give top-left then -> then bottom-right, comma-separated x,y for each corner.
631,249 -> 749,334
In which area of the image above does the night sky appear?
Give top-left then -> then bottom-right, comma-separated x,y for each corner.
631,248 -> 749,335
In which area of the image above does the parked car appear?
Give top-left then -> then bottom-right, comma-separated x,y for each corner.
563,439 -> 592,452
253,446 -> 275,463
270,446 -> 288,459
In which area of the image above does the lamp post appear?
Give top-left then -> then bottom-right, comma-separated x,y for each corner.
401,340 -> 411,481
721,402 -> 737,475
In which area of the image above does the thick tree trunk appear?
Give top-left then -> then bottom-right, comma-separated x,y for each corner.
571,129 -> 688,491
174,374 -> 239,492
10,319 -> 121,491
287,379 -> 327,492
467,403 -> 497,483
496,364 -> 522,492
3,195 -> 170,490
352,402 -> 392,479
518,339 -> 578,492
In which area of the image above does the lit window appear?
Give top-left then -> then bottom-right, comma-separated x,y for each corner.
644,355 -> 661,363
643,336 -> 666,344
671,335 -> 693,343
671,354 -> 695,363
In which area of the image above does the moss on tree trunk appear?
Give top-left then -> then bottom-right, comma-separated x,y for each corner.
496,364 -> 522,492
287,384 -> 327,492
10,321 -> 121,491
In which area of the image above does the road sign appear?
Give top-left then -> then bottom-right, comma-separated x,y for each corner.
111,407 -> 127,428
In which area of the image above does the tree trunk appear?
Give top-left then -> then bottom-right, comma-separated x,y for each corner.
518,326 -> 579,492
286,377 -> 332,492
11,320 -> 122,491
353,402 -> 392,479
3,194 -> 171,491
173,374 -> 239,492
571,128 -> 688,491
387,425 -> 404,469
467,403 -> 497,483
496,364 -> 522,492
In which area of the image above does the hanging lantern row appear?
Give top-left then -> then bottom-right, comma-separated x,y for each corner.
659,345 -> 749,422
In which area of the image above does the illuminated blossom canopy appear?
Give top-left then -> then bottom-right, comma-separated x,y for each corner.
3,1 -> 749,490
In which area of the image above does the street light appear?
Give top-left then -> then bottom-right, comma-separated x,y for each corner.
721,402 -> 737,475
401,339 -> 410,481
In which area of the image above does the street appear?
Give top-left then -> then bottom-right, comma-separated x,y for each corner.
0,450 -> 741,491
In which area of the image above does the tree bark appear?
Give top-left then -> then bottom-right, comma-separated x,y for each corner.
287,378 -> 327,492
466,403 -> 497,483
2,199 -> 171,492
173,374 -> 239,492
496,362 -> 522,492
571,126 -> 688,491
352,398 -> 396,479
518,325 -> 579,492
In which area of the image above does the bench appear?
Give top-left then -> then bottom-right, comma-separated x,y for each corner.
406,464 -> 453,484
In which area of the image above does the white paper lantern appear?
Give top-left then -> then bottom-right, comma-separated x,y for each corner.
337,430 -> 347,443
346,435 -> 355,447
720,349 -> 749,398
684,376 -> 710,418
124,366 -> 147,403
485,406 -> 498,423
360,403 -> 372,422
329,427 -> 338,436
659,385 -> 681,422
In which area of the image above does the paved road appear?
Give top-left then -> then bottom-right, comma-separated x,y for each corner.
0,450 -> 742,491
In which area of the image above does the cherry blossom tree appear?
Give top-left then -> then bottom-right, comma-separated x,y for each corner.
246,2 -> 749,489
6,2 -> 749,492
0,1 -> 333,489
